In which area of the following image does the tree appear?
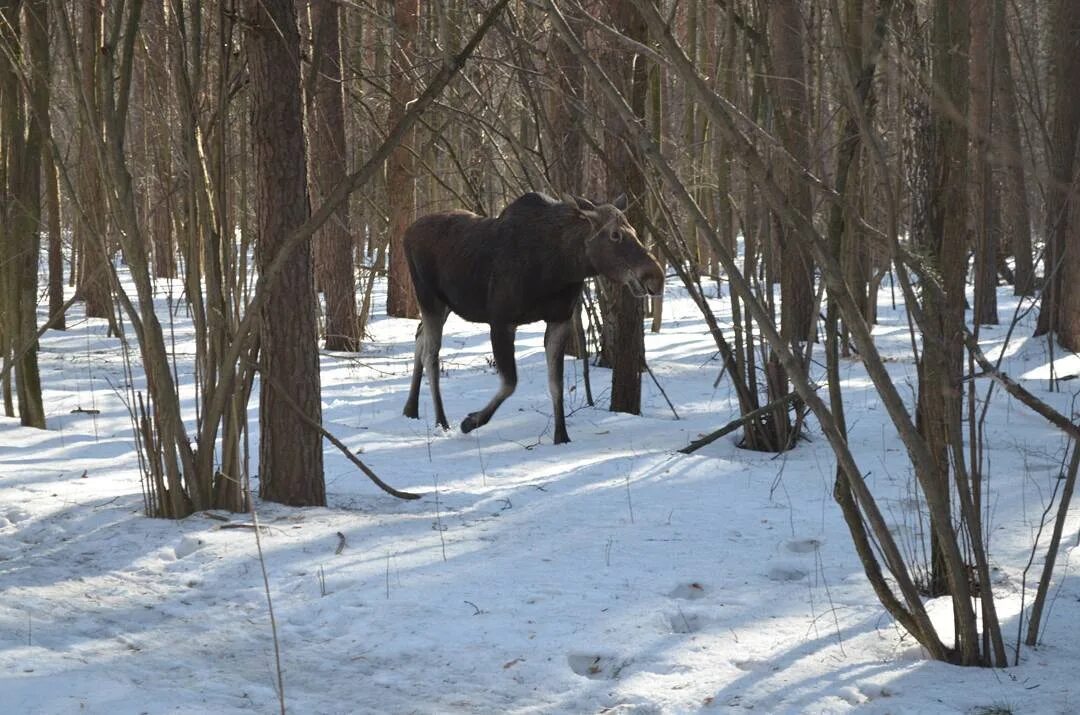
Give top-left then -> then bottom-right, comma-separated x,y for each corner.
385,0 -> 420,319
247,0 -> 326,506
601,0 -> 648,415
767,0 -> 815,344
73,0 -> 115,332
1035,0 -> 1080,347
0,0 -> 46,427
915,0 -> 972,597
970,0 -> 998,325
307,0 -> 360,351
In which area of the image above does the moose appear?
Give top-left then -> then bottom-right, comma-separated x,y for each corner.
401,192 -> 664,444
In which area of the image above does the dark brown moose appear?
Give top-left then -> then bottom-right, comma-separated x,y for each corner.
402,192 -> 664,444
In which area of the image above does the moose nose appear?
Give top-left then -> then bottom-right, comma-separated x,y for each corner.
640,264 -> 664,297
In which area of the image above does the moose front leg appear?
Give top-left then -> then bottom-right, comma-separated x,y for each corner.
544,319 -> 573,444
461,323 -> 517,434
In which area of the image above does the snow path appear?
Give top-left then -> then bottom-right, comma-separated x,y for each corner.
2,281 -> 1080,713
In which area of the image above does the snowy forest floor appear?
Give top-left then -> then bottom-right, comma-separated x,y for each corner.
2,272 -> 1080,714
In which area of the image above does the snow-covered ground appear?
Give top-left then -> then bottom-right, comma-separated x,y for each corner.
3,273 -> 1080,714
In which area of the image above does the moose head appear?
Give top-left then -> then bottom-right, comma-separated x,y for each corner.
566,194 -> 665,298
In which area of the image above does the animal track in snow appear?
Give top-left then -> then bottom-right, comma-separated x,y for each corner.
665,610 -> 708,634
172,536 -> 205,560
785,537 -> 823,554
668,582 -> 707,600
567,653 -> 630,680
2,507 -> 31,529
766,565 -> 808,582
733,658 -> 771,672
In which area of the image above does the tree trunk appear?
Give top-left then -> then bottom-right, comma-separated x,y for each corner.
603,0 -> 648,415
992,0 -> 1033,296
308,0 -> 360,351
1035,0 -> 1080,346
247,0 -> 326,506
768,0 -> 815,344
917,0 -> 971,597
75,0 -> 114,330
385,0 -> 419,319
143,0 -> 175,280
33,0 -> 64,331
1,0 -> 47,428
970,0 -> 999,325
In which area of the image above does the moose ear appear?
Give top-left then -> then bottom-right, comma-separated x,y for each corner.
611,194 -> 628,211
573,195 -> 598,212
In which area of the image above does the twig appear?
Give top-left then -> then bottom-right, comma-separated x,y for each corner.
644,360 -> 679,420
433,475 -> 448,562
251,505 -> 286,715
335,532 -> 347,555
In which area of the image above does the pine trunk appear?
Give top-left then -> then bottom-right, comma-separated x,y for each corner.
247,0 -> 326,506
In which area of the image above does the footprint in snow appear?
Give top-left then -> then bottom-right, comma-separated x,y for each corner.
767,565 -> 808,582
665,610 -> 709,634
668,582 -> 707,600
785,537 -> 823,554
172,535 -> 205,560
567,653 -> 630,680
2,507 -> 31,530
733,658 -> 772,672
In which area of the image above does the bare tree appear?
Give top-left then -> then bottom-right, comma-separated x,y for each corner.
970,0 -> 999,325
0,0 -> 47,427
307,0 -> 360,351
247,0 -> 326,506
600,0 -> 649,415
385,0 -> 420,319
1035,0 -> 1080,347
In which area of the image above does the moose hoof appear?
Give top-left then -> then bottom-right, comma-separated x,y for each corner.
461,414 -> 480,434
403,405 -> 419,419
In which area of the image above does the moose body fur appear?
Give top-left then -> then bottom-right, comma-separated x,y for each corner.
402,192 -> 663,444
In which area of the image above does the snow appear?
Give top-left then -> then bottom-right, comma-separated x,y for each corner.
3,274 -> 1080,714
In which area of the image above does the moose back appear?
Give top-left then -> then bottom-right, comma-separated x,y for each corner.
402,192 -> 663,444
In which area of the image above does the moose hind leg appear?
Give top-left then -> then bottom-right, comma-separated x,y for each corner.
422,306 -> 451,430
403,321 -> 426,419
404,306 -> 450,429
461,323 -> 517,434
544,319 -> 573,444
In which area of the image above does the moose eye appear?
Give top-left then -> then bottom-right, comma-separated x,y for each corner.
610,230 -> 622,242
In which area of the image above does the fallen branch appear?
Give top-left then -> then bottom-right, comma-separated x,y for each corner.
264,372 -> 422,500
961,329 -> 1080,442
680,391 -> 799,454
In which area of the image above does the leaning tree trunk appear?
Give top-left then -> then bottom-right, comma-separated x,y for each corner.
247,0 -> 326,506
